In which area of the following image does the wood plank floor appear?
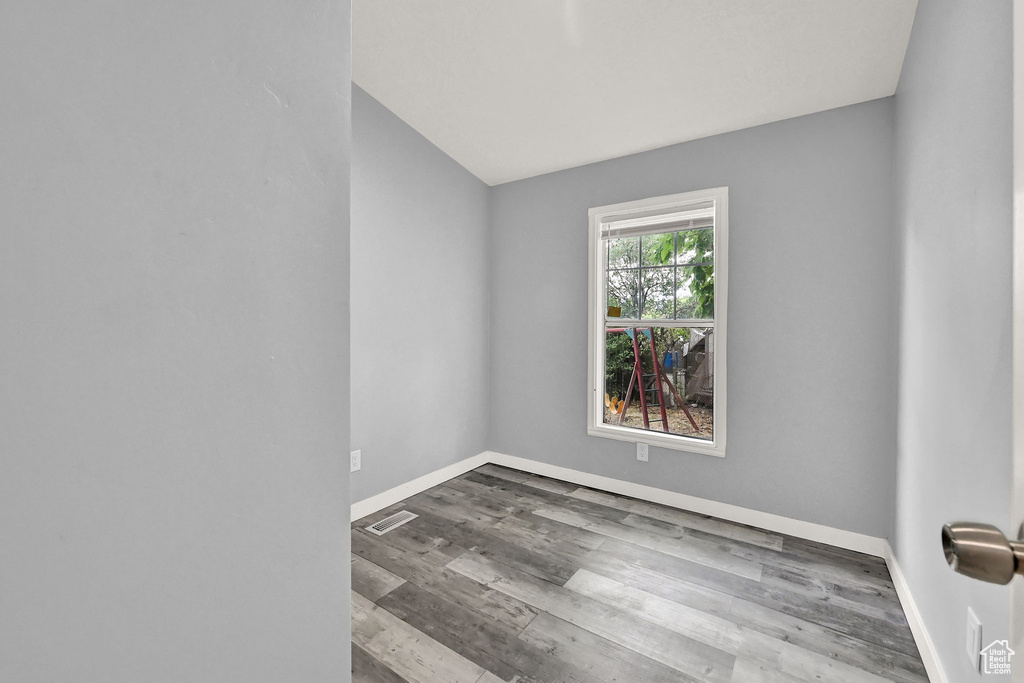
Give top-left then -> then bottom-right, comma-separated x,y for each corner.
351,465 -> 928,683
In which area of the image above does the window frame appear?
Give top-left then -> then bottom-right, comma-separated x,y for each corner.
587,187 -> 728,457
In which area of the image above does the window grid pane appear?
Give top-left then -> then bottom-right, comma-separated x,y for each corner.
605,228 -> 714,323
672,232 -> 678,319
602,326 -> 713,442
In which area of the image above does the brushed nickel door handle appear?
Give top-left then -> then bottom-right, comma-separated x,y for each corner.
942,522 -> 1024,584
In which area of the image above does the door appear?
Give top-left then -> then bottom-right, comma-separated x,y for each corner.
1014,1 -> 1024,679
948,10 -> 1024,675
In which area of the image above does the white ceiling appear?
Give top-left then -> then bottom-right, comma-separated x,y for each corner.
354,1 -> 918,186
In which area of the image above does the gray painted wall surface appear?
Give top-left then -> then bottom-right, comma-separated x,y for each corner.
351,86 -> 490,503
489,99 -> 898,538
893,1 -> 1013,679
0,2 -> 352,680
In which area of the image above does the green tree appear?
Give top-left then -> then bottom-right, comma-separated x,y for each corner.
604,331 -> 635,399
653,229 -> 714,318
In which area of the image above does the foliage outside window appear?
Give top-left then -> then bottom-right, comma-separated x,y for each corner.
588,188 -> 728,456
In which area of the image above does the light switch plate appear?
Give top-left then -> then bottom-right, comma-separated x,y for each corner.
966,607 -> 982,671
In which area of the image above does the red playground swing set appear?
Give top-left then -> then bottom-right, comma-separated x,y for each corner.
606,327 -> 699,433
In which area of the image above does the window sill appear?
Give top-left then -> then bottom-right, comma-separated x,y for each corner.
588,424 -> 725,458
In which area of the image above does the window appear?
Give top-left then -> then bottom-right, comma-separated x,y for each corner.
587,187 -> 728,457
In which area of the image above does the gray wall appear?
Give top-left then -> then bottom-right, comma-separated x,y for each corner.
351,86 -> 490,504
0,1 -> 352,680
893,1 -> 1013,679
489,99 -> 898,538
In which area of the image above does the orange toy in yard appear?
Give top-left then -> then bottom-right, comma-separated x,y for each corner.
605,393 -> 624,414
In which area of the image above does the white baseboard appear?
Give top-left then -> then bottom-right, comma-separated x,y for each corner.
351,449 -> 941,682
484,451 -> 888,557
350,452 -> 491,522
883,544 -> 948,683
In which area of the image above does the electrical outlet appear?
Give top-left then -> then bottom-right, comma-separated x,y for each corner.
966,607 -> 982,671
636,442 -> 649,462
350,449 -> 361,473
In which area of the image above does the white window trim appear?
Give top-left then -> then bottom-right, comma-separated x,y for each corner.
587,187 -> 728,458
